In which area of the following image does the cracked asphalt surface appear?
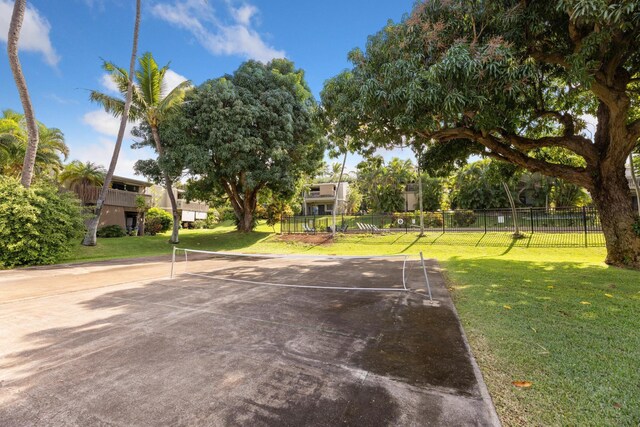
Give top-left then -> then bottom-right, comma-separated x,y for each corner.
0,255 -> 499,426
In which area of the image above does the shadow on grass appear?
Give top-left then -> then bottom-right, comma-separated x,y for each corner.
337,232 -> 606,249
443,256 -> 640,426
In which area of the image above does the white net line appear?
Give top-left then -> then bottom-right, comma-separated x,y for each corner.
171,248 -> 410,292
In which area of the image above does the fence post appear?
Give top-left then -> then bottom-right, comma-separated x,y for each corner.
442,211 -> 446,234
530,208 -> 534,234
582,206 -> 588,245
483,210 -> 487,234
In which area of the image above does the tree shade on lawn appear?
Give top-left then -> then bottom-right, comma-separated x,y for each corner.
321,1 -> 640,268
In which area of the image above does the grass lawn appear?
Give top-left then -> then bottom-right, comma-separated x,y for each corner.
66,224 -> 639,426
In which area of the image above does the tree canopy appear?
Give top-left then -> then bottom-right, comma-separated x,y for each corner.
321,0 -> 640,267
168,59 -> 325,231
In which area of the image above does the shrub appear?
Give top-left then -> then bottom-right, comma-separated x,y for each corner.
193,219 -> 207,229
0,177 -> 85,268
452,210 -> 477,227
96,224 -> 127,238
145,207 -> 172,233
633,216 -> 640,237
424,212 -> 444,228
217,205 -> 236,221
204,208 -> 220,228
145,217 -> 164,236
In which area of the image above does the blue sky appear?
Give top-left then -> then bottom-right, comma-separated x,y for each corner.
0,0 -> 416,178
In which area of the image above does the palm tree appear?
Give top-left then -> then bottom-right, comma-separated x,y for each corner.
82,0 -> 141,246
89,52 -> 191,244
0,110 -> 69,178
7,0 -> 40,188
59,160 -> 106,203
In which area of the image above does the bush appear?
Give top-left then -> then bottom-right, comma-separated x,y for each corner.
145,207 -> 172,233
0,177 -> 85,268
217,205 -> 236,221
193,219 -> 207,229
204,208 -> 220,228
424,212 -> 444,227
633,216 -> 640,237
452,210 -> 477,227
145,217 -> 164,236
96,224 -> 127,238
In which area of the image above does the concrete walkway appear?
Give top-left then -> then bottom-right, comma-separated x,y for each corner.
0,256 -> 499,426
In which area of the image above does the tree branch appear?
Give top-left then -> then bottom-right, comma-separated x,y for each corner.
430,127 -> 593,189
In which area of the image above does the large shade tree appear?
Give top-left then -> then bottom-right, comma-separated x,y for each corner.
170,59 -> 325,232
322,0 -> 640,267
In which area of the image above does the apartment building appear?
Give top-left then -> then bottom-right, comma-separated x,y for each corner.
149,185 -> 209,227
302,182 -> 349,215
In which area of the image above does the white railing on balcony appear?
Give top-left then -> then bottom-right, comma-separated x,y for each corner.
305,191 -> 336,199
177,199 -> 209,212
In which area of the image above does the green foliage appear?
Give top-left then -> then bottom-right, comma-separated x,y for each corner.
144,217 -> 164,236
0,177 -> 84,268
345,185 -> 363,214
450,160 -> 513,210
265,198 -> 294,231
356,156 -> 415,213
452,210 -> 477,227
96,225 -> 127,238
632,217 -> 640,237
167,59 -> 325,232
145,207 -> 172,233
421,175 -> 444,211
0,109 -> 69,178
192,220 -> 207,229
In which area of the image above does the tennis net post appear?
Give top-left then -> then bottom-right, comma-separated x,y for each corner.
420,251 -> 433,301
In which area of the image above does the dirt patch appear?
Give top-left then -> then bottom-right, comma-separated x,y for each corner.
276,234 -> 334,245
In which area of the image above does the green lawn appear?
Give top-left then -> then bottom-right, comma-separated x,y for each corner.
66,225 -> 639,426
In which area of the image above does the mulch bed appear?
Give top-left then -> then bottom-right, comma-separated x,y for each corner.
276,234 -> 334,245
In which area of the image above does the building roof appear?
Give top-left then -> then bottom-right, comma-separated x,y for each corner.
112,175 -> 152,187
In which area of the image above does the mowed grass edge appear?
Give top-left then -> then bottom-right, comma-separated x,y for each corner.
66,225 -> 639,426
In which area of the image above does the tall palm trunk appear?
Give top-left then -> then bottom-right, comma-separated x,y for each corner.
151,126 -> 180,244
83,0 -> 141,246
7,0 -> 39,188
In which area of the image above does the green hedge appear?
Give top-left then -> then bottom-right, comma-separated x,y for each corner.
145,207 -> 173,233
0,177 -> 85,268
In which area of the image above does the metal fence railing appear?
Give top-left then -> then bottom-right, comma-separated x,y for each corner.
281,206 -> 602,235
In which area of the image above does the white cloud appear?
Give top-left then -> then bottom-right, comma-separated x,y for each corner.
100,74 -> 120,93
163,69 -> 189,93
83,109 -> 137,137
230,4 -> 257,26
151,0 -> 285,63
0,0 -> 60,66
72,137 -> 153,179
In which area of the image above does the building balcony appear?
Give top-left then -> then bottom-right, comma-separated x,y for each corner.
78,187 -> 151,209
177,199 -> 209,212
305,191 -> 336,199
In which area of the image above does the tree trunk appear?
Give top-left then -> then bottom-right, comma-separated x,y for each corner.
8,0 -> 39,189
82,0 -> 140,246
591,166 -> 640,268
150,126 -> 180,244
